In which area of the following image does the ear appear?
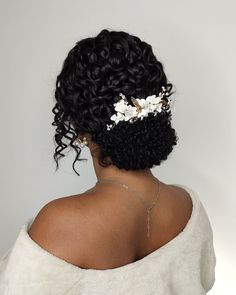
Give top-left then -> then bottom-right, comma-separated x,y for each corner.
75,131 -> 86,139
80,132 -> 91,141
90,145 -> 100,158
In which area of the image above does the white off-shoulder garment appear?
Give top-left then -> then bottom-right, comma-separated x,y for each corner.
0,184 -> 216,295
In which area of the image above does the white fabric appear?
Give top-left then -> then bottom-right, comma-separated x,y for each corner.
0,184 -> 216,294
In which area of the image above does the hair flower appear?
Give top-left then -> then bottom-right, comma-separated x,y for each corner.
106,86 -> 172,131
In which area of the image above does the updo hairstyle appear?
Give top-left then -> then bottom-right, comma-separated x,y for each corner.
52,29 -> 178,176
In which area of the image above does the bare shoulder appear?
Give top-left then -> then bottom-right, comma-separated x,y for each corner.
162,184 -> 193,229
169,184 -> 193,209
28,192 -> 107,269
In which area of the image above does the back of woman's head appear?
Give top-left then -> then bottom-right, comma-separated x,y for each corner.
52,29 -> 178,176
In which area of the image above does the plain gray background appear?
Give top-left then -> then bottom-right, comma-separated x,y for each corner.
0,0 -> 235,293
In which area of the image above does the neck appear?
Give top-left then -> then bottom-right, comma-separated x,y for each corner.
91,149 -> 155,183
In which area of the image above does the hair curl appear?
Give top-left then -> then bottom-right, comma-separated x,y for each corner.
52,29 -> 178,176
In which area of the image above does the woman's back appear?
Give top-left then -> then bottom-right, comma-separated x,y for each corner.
0,182 -> 216,295
37,179 -> 194,270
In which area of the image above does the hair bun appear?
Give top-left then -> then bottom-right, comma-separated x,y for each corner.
92,112 -> 178,170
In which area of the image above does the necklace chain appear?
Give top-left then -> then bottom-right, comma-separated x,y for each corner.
96,177 -> 161,238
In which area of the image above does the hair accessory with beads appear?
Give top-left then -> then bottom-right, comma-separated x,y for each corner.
106,86 -> 173,131
73,136 -> 88,148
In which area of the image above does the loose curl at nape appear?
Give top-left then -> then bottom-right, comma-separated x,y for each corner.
52,28 -> 178,176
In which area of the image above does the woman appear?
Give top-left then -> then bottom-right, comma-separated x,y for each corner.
0,29 -> 216,294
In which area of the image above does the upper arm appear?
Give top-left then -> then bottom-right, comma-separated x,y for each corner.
28,197 -> 94,267
28,200 -> 69,257
27,194 -> 137,270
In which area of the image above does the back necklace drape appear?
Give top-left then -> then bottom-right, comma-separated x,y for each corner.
96,178 -> 161,238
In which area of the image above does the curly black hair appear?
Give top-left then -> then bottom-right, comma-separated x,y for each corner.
52,29 -> 178,176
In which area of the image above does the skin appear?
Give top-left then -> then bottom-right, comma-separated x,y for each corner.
28,133 -> 193,270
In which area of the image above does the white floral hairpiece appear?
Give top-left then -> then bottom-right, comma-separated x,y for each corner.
106,86 -> 172,131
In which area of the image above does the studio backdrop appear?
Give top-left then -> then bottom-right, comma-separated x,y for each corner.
0,1 -> 235,294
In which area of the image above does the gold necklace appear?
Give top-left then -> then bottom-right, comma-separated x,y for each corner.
96,177 -> 161,238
